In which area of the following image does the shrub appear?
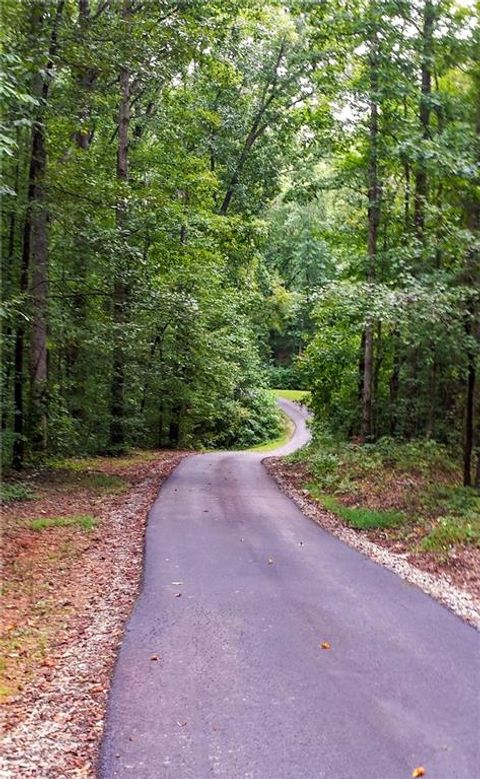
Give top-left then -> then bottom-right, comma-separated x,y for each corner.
0,483 -> 36,503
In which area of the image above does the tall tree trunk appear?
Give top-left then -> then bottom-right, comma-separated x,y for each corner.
361,9 -> 380,442
28,0 -> 65,453
2,146 -> 20,434
29,120 -> 49,451
464,317 -> 475,486
414,0 -> 434,243
12,158 -> 32,468
109,4 -> 131,448
68,0 -> 98,423
463,57 -> 480,486
464,64 -> 480,486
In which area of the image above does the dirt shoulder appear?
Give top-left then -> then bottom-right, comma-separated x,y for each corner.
1,451 -> 187,778
265,457 -> 480,629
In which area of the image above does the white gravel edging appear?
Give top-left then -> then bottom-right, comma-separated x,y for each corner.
266,462 -> 480,630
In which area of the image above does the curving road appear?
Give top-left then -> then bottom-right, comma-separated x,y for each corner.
100,399 -> 479,778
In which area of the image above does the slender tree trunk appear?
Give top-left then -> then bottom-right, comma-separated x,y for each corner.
29,119 -> 49,451
389,331 -> 401,436
27,0 -> 65,453
2,148 -> 20,434
67,0 -> 98,422
464,64 -> 480,486
464,318 -> 475,486
219,41 -> 285,215
109,7 -> 131,449
425,351 -> 436,438
12,180 -> 32,468
414,0 -> 434,244
361,9 -> 380,442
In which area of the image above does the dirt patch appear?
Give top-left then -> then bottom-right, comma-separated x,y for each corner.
265,457 -> 480,628
1,451 -> 187,778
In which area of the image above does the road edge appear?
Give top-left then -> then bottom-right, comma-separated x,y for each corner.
264,457 -> 480,630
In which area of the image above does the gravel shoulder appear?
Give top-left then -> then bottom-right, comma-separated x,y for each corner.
264,456 -> 480,629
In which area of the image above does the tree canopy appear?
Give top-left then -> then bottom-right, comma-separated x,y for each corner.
1,0 -> 479,484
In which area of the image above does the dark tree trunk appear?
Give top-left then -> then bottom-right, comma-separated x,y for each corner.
68,0 -> 99,423
361,9 -> 380,442
12,197 -> 31,468
109,6 -> 131,449
389,332 -> 401,436
414,0 -> 434,243
464,65 -> 480,486
29,119 -> 49,452
27,0 -> 65,454
464,318 -> 475,486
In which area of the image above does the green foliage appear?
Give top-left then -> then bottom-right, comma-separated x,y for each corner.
29,514 -> 97,532
1,0 -> 478,482
293,426 -> 458,493
265,364 -> 303,390
0,483 -> 36,503
421,517 -> 480,553
248,409 -> 293,452
1,1 -> 319,465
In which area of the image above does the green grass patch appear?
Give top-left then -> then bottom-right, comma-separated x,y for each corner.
248,410 -> 294,452
271,388 -> 310,403
0,483 -> 36,503
421,515 -> 480,553
29,514 -> 97,532
307,485 -> 406,530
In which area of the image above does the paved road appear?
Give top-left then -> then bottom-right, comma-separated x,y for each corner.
100,399 -> 479,778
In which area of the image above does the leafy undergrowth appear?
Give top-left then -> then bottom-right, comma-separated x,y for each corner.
1,449 -> 187,778
248,410 -> 294,452
274,431 -> 480,598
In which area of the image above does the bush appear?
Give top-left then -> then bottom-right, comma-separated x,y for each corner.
265,363 -> 304,390
0,483 -> 36,503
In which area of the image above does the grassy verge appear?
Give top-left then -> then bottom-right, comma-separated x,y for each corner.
307,486 -> 405,530
271,388 -> 310,403
289,431 -> 480,554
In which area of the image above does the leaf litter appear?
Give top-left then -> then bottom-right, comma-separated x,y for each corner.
1,451 -> 187,778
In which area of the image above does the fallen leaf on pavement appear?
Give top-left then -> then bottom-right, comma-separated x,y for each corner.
412,768 -> 426,778
321,641 -> 331,650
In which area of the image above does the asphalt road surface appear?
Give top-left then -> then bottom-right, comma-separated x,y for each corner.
100,398 -> 479,778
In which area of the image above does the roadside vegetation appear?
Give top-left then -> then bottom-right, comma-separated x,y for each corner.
248,410 -> 294,452
276,430 -> 480,596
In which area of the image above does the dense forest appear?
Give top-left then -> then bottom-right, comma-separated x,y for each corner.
1,0 -> 479,485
